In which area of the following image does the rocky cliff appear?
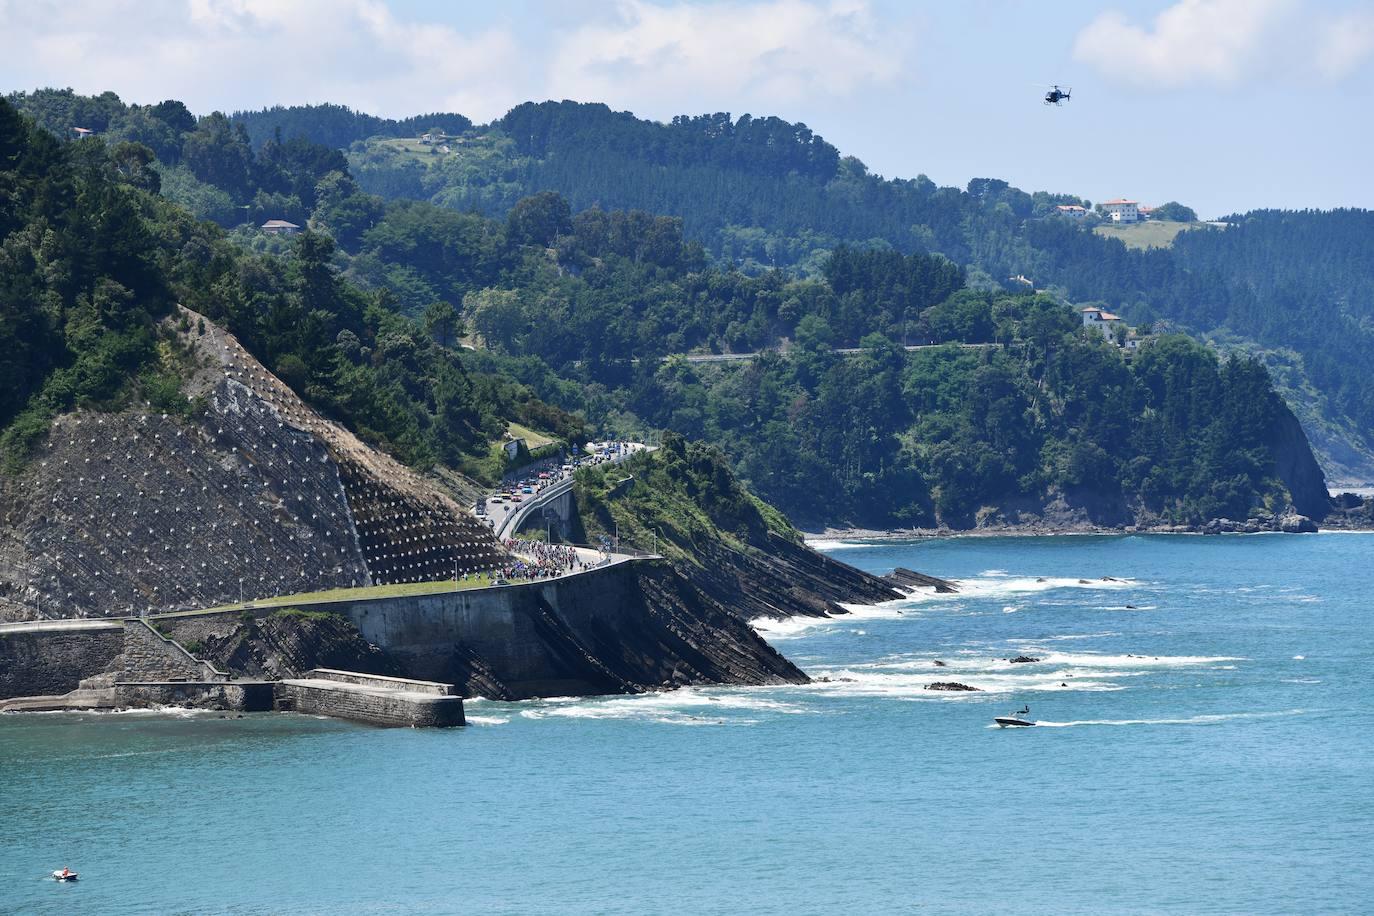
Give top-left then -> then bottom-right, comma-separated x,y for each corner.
571,435 -> 906,624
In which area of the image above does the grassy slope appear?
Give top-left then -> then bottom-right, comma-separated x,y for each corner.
1094,220 -> 1211,250
573,438 -> 797,565
154,575 -> 495,618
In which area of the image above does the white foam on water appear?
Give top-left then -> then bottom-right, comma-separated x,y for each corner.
807,666 -> 1126,698
1030,709 -> 1307,728
1097,604 -> 1158,611
1294,655 -> 1306,660
751,599 -> 914,639
1002,605 -> 1023,614
517,687 -> 812,724
464,715 -> 510,726
1026,631 -> 1122,641
752,574 -> 1143,640
956,575 -> 1139,599
802,538 -> 870,550
1033,650 -> 1243,668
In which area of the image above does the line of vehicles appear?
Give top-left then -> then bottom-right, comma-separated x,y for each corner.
479,442 -> 638,516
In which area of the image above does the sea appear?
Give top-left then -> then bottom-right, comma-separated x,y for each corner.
3,533 -> 1371,915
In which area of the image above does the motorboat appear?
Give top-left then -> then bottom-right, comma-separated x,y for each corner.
52,869 -> 79,882
995,705 -> 1035,728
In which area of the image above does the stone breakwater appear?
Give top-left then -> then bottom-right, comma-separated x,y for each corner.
278,670 -> 464,728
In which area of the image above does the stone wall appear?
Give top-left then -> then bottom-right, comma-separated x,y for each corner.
114,620 -> 226,682
0,626 -> 124,698
278,680 -> 464,727
309,668 -> 455,696
112,681 -> 276,711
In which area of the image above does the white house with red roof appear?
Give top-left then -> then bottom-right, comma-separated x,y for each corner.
1100,199 -> 1140,223
1082,306 -> 1125,339
1055,204 -> 1089,220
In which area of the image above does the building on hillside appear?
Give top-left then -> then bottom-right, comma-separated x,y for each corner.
1138,205 -> 1155,220
1100,199 -> 1140,223
260,219 -> 301,236
1082,306 -> 1125,339
1055,204 -> 1089,220
72,127 -> 93,138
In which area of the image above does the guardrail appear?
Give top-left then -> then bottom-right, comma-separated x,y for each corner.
496,475 -> 575,539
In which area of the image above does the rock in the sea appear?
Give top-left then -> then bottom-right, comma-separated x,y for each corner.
1279,513 -> 1318,534
925,681 -> 981,691
932,659 -> 947,667
1007,655 -> 1040,664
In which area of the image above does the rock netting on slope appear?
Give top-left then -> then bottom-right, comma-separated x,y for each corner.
0,308 -> 507,620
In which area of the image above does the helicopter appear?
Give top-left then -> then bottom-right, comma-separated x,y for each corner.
1044,85 -> 1071,106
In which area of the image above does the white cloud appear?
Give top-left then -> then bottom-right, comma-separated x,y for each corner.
1072,0 -> 1374,88
0,0 -> 528,120
546,0 -> 909,120
1315,8 -> 1374,80
1072,0 -> 1294,88
0,0 -> 912,124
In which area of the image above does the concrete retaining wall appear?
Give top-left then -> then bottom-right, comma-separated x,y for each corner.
335,560 -> 656,698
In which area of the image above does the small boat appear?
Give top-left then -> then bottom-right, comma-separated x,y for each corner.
995,705 -> 1035,728
52,869 -> 79,882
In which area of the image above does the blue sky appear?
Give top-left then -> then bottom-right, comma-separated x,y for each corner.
2,0 -> 1371,216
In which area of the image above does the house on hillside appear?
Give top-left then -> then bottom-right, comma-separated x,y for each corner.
1101,199 -> 1140,223
260,219 -> 300,236
1082,306 -> 1125,339
1138,205 -> 1155,220
71,127 -> 93,139
1055,204 -> 1089,220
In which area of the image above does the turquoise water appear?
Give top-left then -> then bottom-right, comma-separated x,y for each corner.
3,533 -> 1371,914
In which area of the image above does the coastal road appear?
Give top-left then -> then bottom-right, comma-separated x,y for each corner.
483,442 -> 652,540
671,342 -> 1002,364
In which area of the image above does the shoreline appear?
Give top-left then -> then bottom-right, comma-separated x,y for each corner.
803,521 -> 1374,543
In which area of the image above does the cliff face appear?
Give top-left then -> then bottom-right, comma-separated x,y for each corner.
0,308 -> 506,621
161,610 -> 402,681
572,436 -> 905,624
1268,407 -> 1330,520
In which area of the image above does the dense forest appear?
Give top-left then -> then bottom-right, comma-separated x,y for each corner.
327,99 -> 1374,480
0,94 -> 582,481
0,91 -> 1332,529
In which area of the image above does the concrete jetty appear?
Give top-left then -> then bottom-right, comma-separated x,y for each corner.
278,669 -> 465,727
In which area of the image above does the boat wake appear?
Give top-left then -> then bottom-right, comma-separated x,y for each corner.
1026,709 -> 1308,728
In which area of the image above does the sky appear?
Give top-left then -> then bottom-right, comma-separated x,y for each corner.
2,0 -> 1371,217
